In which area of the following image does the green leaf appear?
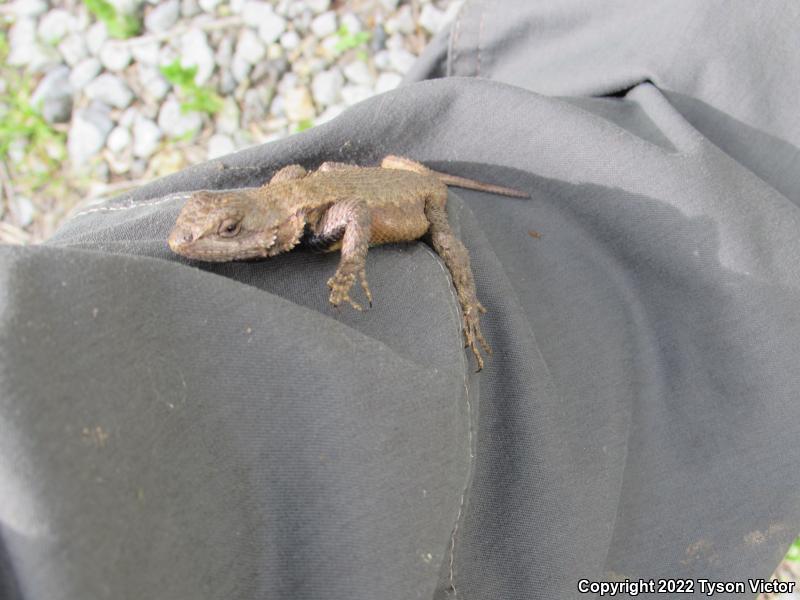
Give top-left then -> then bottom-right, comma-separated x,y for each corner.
82,0 -> 141,39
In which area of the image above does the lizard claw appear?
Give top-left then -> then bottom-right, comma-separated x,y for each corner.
463,305 -> 492,372
327,272 -> 363,311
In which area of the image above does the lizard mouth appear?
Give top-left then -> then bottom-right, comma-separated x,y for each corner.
167,226 -> 276,262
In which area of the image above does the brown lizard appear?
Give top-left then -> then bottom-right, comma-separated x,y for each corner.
168,155 -> 527,370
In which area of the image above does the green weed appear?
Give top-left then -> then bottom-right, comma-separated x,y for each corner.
82,0 -> 141,39
334,25 -> 371,56
0,32 -> 66,182
160,60 -> 223,115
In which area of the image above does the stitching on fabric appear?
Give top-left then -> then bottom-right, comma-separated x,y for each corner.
476,6 -> 484,76
68,192 -> 194,220
448,0 -> 467,78
421,243 -> 473,598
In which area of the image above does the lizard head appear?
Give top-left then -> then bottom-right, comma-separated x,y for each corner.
168,189 -> 305,261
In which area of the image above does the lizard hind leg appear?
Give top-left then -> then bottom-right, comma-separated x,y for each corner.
380,155 -> 433,175
424,191 -> 492,371
316,200 -> 373,311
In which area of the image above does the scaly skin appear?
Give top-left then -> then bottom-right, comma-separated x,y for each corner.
168,156 -> 527,370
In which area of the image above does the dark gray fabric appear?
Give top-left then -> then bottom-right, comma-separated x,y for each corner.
2,1 -> 799,598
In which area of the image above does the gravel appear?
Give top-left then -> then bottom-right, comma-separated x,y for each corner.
0,0 -> 462,243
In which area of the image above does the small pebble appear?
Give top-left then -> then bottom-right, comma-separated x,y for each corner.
145,0 -> 180,33
158,97 -> 202,138
280,30 -> 301,50
374,71 -> 402,94
8,0 -> 49,18
419,4 -> 447,34
235,28 -> 266,64
305,0 -> 330,14
69,107 -> 114,166
85,74 -> 134,109
86,22 -> 108,55
31,65 -> 74,123
343,60 -> 374,86
10,196 -> 36,228
384,5 -> 414,35
207,133 -> 236,159
133,116 -> 162,158
69,58 -> 103,89
37,10 -> 77,44
138,66 -> 171,100
131,40 -> 161,65
340,84 -> 372,105
310,11 -> 337,38
58,34 -> 88,66
389,48 -> 417,73
259,12 -> 287,45
198,0 -> 221,13
100,41 -> 133,72
311,68 -> 343,107
180,29 -> 215,85
106,126 -> 132,154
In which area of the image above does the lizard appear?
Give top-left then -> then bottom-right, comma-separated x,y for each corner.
167,155 -> 528,370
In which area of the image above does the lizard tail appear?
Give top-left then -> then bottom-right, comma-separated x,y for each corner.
380,155 -> 529,198
433,172 -> 530,198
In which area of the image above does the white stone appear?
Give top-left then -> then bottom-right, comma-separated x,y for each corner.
343,60 -> 373,86
85,74 -> 134,109
229,0 -> 245,13
385,5 -> 414,35
279,30 -> 300,50
207,133 -> 235,159
241,1 -> 273,27
133,116 -> 162,157
6,18 -> 37,66
180,29 -> 215,85
198,0 -> 221,12
181,0 -> 200,17
215,97 -> 240,134
118,106 -> 139,128
58,34 -> 88,66
68,107 -> 113,165
389,48 -> 417,73
108,0 -> 143,16
258,12 -> 287,45
235,29 -> 265,64
310,11 -> 337,38
231,56 -> 251,82
340,13 -> 362,34
10,196 -> 35,228
385,32 -> 405,51
374,71 -> 402,94
37,10 -> 77,44
419,4 -> 446,34
138,66 -> 171,100
305,0 -> 329,14
106,126 -> 132,153
31,65 -> 73,123
131,40 -> 160,65
215,35 -> 234,67
314,104 -> 344,125
284,87 -> 315,122
378,0 -> 400,10
340,84 -> 372,106
100,41 -> 132,71
86,22 -> 108,55
8,0 -> 48,18
144,0 -> 178,32
311,68 -> 343,107
158,97 -> 202,138
373,49 -> 391,70
69,58 -> 103,88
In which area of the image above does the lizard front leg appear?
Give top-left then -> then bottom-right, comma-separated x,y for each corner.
424,191 -> 492,371
314,200 -> 373,311
269,164 -> 308,183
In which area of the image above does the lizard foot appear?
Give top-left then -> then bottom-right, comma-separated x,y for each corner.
463,303 -> 492,371
328,268 -> 371,311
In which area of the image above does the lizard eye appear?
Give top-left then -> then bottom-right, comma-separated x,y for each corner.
218,219 -> 241,238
